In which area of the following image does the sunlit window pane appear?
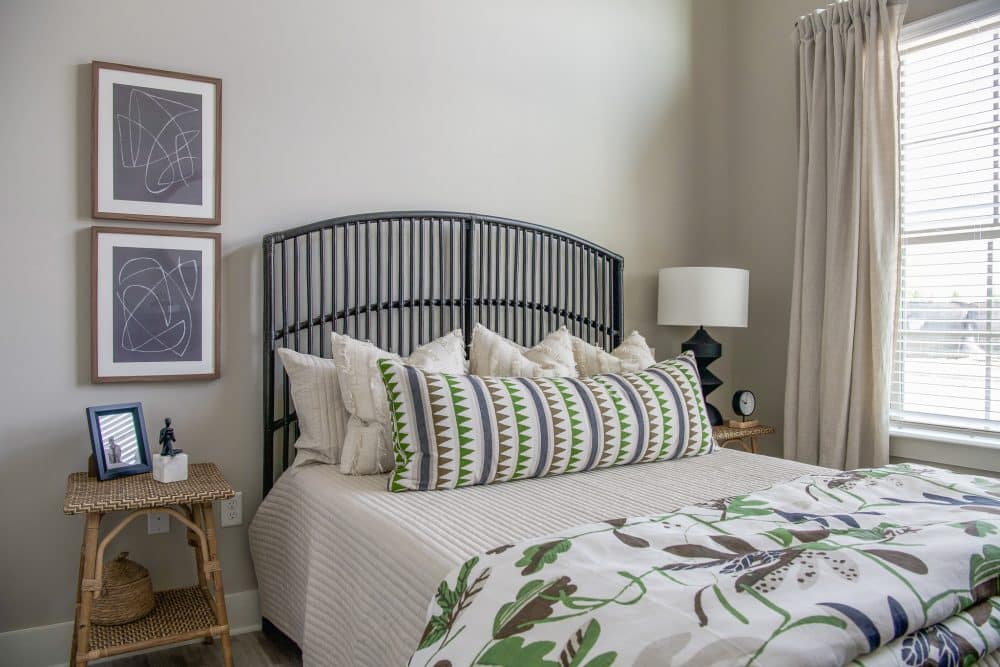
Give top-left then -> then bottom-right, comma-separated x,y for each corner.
893,15 -> 1000,433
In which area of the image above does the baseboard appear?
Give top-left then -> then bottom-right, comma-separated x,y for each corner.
0,589 -> 260,667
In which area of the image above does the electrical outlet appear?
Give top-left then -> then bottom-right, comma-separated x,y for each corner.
147,512 -> 169,535
221,491 -> 242,527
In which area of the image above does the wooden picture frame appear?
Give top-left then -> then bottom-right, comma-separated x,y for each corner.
92,61 -> 222,225
91,226 -> 221,382
86,402 -> 152,480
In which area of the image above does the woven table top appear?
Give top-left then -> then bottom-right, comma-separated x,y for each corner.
64,463 -> 234,515
712,423 -> 776,441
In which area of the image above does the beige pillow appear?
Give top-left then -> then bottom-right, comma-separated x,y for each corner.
332,330 -> 467,474
572,331 -> 656,376
276,348 -> 349,465
468,324 -> 577,377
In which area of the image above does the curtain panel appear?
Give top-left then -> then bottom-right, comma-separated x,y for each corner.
784,0 -> 906,469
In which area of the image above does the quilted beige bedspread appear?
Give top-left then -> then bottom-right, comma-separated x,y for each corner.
250,449 -> 841,666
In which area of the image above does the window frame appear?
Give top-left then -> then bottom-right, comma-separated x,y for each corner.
889,0 -> 1000,469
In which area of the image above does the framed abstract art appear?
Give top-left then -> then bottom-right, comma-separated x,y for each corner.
91,61 -> 222,225
91,227 -> 221,382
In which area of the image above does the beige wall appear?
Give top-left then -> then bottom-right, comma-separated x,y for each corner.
0,0 -> 730,632
717,0 -> 974,458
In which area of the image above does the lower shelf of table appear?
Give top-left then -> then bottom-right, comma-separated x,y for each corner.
87,586 -> 223,657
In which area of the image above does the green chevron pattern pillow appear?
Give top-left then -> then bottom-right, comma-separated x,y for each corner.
378,351 -> 714,492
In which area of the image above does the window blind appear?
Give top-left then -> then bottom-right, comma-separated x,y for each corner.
892,8 -> 1000,433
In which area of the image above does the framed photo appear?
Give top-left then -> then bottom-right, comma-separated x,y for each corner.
86,402 -> 152,480
92,61 -> 222,225
92,227 -> 221,382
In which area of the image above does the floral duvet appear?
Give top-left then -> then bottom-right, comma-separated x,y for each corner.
410,464 -> 1000,667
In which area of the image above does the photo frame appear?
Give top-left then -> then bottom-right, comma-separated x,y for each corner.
86,402 -> 152,480
92,61 -> 222,225
92,226 -> 221,382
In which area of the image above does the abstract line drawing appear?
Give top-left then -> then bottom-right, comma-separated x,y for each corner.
94,63 -> 221,224
111,83 -> 203,205
112,246 -> 203,363
116,88 -> 200,194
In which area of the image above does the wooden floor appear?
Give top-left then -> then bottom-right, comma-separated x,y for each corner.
102,631 -> 302,666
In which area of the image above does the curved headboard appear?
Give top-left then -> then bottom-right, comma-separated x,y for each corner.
262,211 -> 624,493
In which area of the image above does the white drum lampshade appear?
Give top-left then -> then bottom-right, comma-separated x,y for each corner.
657,267 -> 749,328
657,267 -> 749,426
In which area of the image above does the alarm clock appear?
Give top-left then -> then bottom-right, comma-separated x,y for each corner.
728,390 -> 759,429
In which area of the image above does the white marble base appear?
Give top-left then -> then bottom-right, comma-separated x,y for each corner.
152,452 -> 188,483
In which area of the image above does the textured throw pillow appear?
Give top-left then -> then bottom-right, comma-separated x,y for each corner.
469,324 -> 577,377
332,330 -> 467,474
275,348 -> 349,465
572,331 -> 656,376
379,351 -> 714,492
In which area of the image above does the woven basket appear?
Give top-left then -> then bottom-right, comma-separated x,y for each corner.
92,552 -> 155,625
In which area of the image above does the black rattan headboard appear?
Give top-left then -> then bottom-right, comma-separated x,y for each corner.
262,211 -> 624,494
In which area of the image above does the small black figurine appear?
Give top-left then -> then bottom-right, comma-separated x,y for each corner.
158,418 -> 183,457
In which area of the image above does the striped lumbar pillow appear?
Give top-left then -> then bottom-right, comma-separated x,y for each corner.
379,351 -> 714,492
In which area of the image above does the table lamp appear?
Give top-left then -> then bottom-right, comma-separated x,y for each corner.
657,267 -> 749,426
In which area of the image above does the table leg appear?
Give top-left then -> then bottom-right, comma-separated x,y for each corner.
749,436 -> 758,454
188,503 -> 213,645
201,502 -> 233,667
69,517 -> 87,665
73,512 -> 101,666
189,504 -> 210,595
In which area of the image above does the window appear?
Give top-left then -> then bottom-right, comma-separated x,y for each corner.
892,2 -> 1000,436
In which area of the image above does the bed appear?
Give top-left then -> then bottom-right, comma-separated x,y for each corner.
251,212 -> 1000,666
250,449 -> 829,665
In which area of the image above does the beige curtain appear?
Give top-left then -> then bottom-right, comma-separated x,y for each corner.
784,0 -> 906,470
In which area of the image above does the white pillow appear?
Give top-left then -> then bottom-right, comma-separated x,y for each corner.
275,348 -> 349,465
468,324 -> 577,377
332,330 -> 467,474
572,330 -> 656,376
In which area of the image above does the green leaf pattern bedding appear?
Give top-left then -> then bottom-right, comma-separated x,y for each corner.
410,465 -> 1000,666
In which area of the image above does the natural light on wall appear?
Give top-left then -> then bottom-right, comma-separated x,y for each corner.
893,3 -> 1000,438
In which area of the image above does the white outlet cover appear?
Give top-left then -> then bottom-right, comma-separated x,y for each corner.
147,512 -> 169,535
221,491 -> 242,527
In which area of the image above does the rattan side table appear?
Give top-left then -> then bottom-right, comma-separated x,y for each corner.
713,424 -> 775,454
63,463 -> 235,666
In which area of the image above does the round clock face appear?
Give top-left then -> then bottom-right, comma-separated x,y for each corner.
733,390 -> 756,416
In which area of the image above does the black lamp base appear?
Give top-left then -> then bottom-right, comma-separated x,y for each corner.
681,326 -> 724,426
704,402 -> 722,426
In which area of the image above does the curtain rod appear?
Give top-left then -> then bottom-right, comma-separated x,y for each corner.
794,0 -> 907,26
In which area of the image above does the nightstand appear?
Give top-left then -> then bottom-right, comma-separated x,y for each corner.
63,463 -> 235,666
713,424 -> 775,454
